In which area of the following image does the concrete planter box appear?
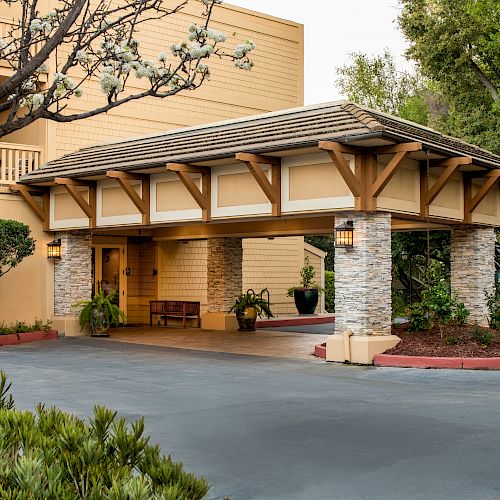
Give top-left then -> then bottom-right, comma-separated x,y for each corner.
0,330 -> 58,346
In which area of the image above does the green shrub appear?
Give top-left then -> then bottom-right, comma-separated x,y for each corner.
0,372 -> 209,499
445,335 -> 463,346
408,279 -> 469,332
486,283 -> 500,330
471,327 -> 494,348
0,319 -> 52,335
324,271 -> 335,313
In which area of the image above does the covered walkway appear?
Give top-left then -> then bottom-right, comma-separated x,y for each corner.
106,327 -> 324,360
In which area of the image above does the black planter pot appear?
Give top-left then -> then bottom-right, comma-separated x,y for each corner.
293,288 -> 319,315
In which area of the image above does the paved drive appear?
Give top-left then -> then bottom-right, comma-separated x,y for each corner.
2,338 -> 500,499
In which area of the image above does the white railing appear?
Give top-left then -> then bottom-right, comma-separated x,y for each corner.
0,142 -> 42,184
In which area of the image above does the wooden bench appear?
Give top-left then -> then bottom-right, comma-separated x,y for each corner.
149,300 -> 201,328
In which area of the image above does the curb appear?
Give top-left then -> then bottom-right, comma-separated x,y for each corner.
374,354 -> 500,370
256,316 -> 334,328
314,343 -> 326,359
0,330 -> 58,347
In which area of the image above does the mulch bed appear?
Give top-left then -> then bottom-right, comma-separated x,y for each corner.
388,324 -> 500,358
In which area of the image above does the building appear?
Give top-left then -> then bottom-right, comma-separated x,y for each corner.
0,2 -> 324,325
15,100 -> 500,363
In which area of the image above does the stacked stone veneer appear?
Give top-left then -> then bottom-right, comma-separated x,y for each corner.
334,212 -> 392,335
451,226 -> 495,326
54,232 -> 92,316
207,237 -> 242,313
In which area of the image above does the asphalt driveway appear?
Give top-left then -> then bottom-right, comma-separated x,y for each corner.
2,337 -> 500,500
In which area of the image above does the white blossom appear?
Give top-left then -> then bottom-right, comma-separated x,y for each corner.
37,62 -> 48,73
74,88 -> 83,98
0,37 -> 6,50
75,50 -> 91,64
207,29 -> 226,43
99,70 -> 122,94
233,40 -> 255,58
29,19 -> 43,33
31,93 -> 45,109
234,60 -> 253,70
158,51 -> 168,63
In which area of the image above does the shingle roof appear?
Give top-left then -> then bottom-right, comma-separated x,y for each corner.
21,101 -> 500,184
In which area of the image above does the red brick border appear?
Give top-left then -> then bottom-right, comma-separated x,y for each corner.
256,316 -> 334,328
314,343 -> 326,359
374,353 -> 500,370
0,330 -> 58,346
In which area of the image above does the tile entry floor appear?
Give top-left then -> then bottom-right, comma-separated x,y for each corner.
106,326 -> 326,360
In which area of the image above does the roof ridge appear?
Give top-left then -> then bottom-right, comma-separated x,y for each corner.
340,102 -> 385,131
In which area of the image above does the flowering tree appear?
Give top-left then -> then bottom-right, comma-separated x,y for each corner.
0,0 -> 255,138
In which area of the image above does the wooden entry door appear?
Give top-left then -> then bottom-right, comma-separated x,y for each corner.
92,244 -> 127,314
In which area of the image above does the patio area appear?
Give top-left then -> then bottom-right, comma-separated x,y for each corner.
105,326 -> 326,360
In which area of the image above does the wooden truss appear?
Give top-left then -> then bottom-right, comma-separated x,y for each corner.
235,153 -> 281,216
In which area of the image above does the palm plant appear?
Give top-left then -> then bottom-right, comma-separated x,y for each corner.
229,291 -> 273,319
74,290 -> 126,336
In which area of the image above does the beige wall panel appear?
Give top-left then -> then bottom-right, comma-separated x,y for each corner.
0,191 -> 54,324
377,158 -> 419,214
429,172 -> 463,220
102,184 -> 140,217
471,183 -> 500,226
53,189 -> 89,220
218,171 -> 269,207
289,163 -> 351,200
156,178 -> 201,212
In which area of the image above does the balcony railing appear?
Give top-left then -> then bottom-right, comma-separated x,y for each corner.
0,142 -> 42,184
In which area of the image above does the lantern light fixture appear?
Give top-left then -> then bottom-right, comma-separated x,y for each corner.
335,220 -> 354,248
47,239 -> 62,259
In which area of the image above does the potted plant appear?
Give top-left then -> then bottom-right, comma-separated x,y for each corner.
287,257 -> 322,315
74,290 -> 126,337
229,290 -> 273,331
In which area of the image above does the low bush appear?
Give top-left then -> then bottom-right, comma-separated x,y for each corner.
409,280 -> 469,332
0,319 -> 52,335
471,327 -> 494,348
0,371 -> 210,499
486,283 -> 500,330
324,271 -> 335,313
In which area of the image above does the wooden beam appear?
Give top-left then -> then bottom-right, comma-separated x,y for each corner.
141,177 -> 150,225
106,170 -> 147,181
468,173 -> 500,214
201,171 -> 211,222
113,176 -> 147,214
427,163 -> 461,205
370,142 -> 422,155
363,155 -> 378,211
176,171 -> 208,212
429,156 -> 472,168
9,185 -> 45,222
323,149 -> 362,198
371,151 -> 409,197
236,153 -> 281,216
317,141 -> 360,156
235,153 -> 280,165
60,183 -> 93,219
166,163 -> 210,174
54,177 -> 92,186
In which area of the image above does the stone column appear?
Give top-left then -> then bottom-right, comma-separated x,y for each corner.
327,212 -> 399,364
202,237 -> 243,330
451,226 -> 495,326
53,232 -> 92,335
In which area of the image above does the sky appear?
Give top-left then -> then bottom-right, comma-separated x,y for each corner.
227,0 -> 410,105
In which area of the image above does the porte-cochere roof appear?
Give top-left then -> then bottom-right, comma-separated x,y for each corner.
21,100 -> 500,184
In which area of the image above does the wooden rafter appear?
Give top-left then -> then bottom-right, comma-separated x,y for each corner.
166,163 -> 211,222
427,164 -> 461,205
371,151 -> 409,198
235,153 -> 281,216
468,170 -> 500,214
54,177 -> 94,220
106,171 -> 148,216
370,142 -> 422,155
318,141 -> 362,198
9,185 -> 46,223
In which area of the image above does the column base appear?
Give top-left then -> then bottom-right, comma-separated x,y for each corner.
326,333 -> 400,365
201,312 -> 239,331
52,316 -> 89,337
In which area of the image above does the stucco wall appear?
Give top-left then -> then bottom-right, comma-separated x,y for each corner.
0,191 -> 54,324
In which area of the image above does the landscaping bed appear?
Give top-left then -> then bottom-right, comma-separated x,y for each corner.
387,323 -> 500,358
0,320 -> 57,346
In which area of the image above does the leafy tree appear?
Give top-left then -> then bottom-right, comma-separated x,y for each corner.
0,0 -> 255,138
305,235 -> 334,272
399,0 -> 500,153
336,49 -> 429,125
0,219 -> 35,277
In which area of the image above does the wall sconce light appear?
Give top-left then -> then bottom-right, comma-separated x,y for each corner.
47,239 -> 62,259
335,221 -> 354,248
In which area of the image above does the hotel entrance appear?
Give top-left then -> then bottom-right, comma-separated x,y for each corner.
91,243 -> 127,315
